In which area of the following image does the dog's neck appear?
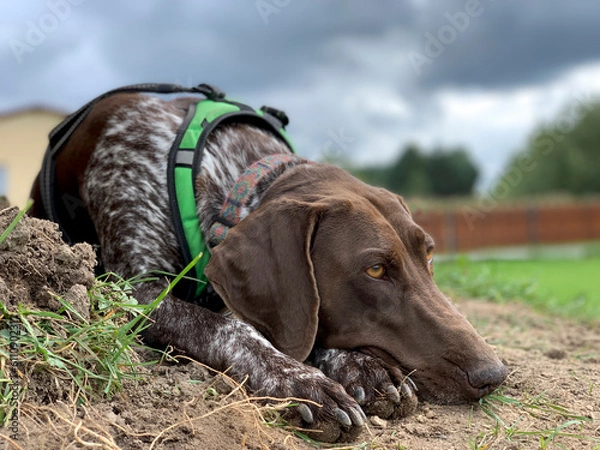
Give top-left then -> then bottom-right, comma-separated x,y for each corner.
194,122 -> 302,246
208,154 -> 308,246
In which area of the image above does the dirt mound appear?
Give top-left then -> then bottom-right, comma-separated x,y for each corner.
1,208 -> 599,449
0,206 -> 95,315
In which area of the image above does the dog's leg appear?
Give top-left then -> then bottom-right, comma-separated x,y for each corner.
312,347 -> 418,420
134,282 -> 366,442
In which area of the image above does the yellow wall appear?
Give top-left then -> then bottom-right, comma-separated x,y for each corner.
0,109 -> 65,208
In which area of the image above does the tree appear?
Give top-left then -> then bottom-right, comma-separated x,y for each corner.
352,143 -> 479,197
387,144 -> 432,196
495,101 -> 600,196
427,148 -> 479,196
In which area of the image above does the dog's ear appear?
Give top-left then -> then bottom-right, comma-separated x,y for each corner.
204,199 -> 320,362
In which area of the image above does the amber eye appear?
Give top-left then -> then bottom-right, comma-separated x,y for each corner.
427,249 -> 434,266
366,264 -> 386,279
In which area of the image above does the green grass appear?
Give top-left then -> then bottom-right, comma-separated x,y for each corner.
0,201 -> 207,429
0,254 -> 204,427
0,275 -> 158,426
470,389 -> 600,449
435,252 -> 600,321
0,199 -> 33,244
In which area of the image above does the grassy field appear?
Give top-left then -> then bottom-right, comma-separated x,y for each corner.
435,249 -> 600,321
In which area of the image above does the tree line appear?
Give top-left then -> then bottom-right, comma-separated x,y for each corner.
351,145 -> 479,197
494,101 -> 600,197
349,100 -> 600,198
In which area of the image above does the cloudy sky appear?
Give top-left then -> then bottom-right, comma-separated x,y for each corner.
2,0 -> 600,190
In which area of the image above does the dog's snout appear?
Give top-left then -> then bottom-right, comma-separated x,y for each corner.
467,362 -> 508,398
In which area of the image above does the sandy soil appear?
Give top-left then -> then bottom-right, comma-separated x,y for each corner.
0,207 -> 599,450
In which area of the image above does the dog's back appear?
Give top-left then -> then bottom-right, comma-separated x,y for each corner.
30,92 -> 293,281
30,94 -> 195,250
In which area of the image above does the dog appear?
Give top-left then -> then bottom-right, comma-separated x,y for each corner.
30,85 -> 507,442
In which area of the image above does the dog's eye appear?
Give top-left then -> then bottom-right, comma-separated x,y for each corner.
366,264 -> 386,279
427,247 -> 433,266
427,249 -> 434,265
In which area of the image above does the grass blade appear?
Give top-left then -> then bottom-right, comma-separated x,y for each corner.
0,199 -> 33,244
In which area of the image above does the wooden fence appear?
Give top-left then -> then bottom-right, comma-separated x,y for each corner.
412,202 -> 600,253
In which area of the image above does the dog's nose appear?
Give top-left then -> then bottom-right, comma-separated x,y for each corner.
467,362 -> 508,398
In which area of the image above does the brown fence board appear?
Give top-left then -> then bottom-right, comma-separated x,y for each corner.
412,202 -> 600,253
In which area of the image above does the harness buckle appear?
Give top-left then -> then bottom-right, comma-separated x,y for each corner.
260,105 -> 290,128
193,83 -> 226,100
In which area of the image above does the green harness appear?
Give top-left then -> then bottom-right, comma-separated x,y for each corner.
40,83 -> 295,307
168,95 -> 295,302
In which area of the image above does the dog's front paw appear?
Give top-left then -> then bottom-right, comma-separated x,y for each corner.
312,348 -> 418,420
254,360 -> 366,442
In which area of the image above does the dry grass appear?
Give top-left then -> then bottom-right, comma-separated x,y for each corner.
1,354 -> 353,450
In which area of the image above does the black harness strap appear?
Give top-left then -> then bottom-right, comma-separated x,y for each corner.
40,83 -> 225,237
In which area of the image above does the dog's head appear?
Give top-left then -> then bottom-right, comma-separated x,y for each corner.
205,163 -> 507,403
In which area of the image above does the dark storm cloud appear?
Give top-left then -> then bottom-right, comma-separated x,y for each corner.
410,0 -> 600,89
84,1 -> 417,94
2,1 -> 600,188
4,1 -> 600,109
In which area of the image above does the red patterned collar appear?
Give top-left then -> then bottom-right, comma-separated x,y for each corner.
208,154 -> 308,246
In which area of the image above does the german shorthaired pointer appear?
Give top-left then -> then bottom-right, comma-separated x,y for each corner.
30,86 -> 507,442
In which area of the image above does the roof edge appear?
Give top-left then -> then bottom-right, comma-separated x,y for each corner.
0,104 -> 69,119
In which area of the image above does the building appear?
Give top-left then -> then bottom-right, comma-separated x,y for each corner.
0,107 -> 65,208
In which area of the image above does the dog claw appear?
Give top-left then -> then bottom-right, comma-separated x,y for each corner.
401,382 -> 415,398
385,385 -> 400,403
334,408 -> 352,427
298,404 -> 314,424
347,407 -> 366,427
359,406 -> 368,422
405,377 -> 418,391
353,386 -> 366,404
